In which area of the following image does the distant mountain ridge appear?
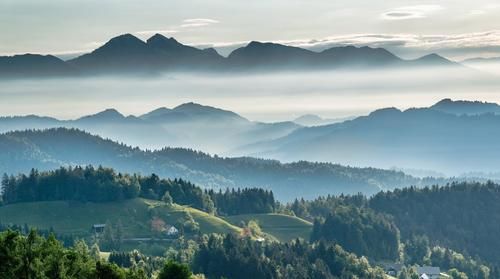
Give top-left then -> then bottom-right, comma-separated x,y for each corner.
238,99 -> 500,175
0,128 -> 454,201
0,33 -> 457,77
0,102 -> 300,154
430,98 -> 500,115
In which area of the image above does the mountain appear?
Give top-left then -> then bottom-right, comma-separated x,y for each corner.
68,34 -> 155,72
411,53 -> 455,66
317,45 -> 403,67
226,42 -> 447,70
227,41 -> 317,69
239,99 -> 500,175
463,56 -> 500,64
0,103 -> 299,153
0,128 -> 449,201
293,114 -> 353,126
0,54 -> 75,78
2,33 -> 460,77
69,33 -> 223,73
430,98 -> 500,115
76,108 -> 127,123
145,34 -> 224,69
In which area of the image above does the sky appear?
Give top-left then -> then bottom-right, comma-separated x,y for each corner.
1,0 -> 500,60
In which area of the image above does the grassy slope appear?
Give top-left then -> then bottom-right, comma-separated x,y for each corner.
0,198 -> 241,238
224,213 -> 313,242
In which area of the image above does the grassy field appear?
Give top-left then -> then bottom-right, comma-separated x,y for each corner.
224,213 -> 313,242
0,198 -> 241,238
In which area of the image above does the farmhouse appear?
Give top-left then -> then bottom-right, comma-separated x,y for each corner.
92,224 -> 106,234
384,263 -> 403,277
417,266 -> 441,279
165,225 -> 179,236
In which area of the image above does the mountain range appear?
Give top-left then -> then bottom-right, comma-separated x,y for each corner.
0,102 -> 300,153
4,98 -> 500,177
0,127 -> 456,201
238,99 -> 500,175
0,33 -> 457,77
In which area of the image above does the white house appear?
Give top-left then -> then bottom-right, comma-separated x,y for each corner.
165,225 -> 179,236
417,266 -> 441,279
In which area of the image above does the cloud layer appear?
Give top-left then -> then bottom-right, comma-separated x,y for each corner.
381,5 -> 444,20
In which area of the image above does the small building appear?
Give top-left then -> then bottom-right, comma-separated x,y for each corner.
384,263 -> 403,277
165,225 -> 179,236
417,266 -> 441,279
92,224 -> 106,234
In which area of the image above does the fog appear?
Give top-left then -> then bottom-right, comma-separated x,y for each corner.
1,67 -> 500,122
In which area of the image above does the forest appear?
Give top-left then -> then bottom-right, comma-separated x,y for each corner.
2,167 -> 500,278
0,166 -> 276,215
370,182 -> 500,264
0,229 -> 192,279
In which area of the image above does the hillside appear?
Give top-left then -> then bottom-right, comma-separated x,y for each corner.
0,198 -> 241,238
0,128 -> 444,201
224,213 -> 312,242
242,99 -> 500,175
370,181 -> 500,264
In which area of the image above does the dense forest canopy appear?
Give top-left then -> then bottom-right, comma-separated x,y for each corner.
192,233 -> 386,279
0,166 -> 276,216
370,181 -> 500,264
310,205 -> 400,261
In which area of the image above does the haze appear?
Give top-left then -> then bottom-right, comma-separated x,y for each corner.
0,67 -> 499,122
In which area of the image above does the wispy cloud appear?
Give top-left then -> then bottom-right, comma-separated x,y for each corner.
136,29 -> 179,36
181,18 -> 219,28
381,5 -> 444,20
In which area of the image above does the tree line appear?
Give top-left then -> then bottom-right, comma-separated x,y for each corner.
192,233 -> 386,279
0,166 -> 277,215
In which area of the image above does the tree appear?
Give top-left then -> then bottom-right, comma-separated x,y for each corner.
95,261 -> 126,279
448,268 -> 469,279
162,191 -> 173,206
158,260 -> 192,279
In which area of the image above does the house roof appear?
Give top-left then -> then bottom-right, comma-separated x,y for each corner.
92,224 -> 106,228
384,263 -> 403,272
417,266 -> 440,275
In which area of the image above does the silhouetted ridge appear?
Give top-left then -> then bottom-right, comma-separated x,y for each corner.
431,98 -> 500,115
146,33 -> 186,51
0,54 -> 74,77
412,53 -> 454,66
76,108 -> 126,122
319,45 -> 401,66
2,33 -> 462,77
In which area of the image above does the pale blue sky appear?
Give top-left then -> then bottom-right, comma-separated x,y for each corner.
1,0 -> 500,59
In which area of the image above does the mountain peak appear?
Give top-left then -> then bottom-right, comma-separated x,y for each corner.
105,33 -> 145,47
95,108 -> 124,117
82,33 -> 148,57
203,47 -> 219,56
77,108 -> 125,122
414,53 -> 453,65
430,98 -> 500,115
140,107 -> 172,120
146,34 -> 181,48
173,102 -> 247,121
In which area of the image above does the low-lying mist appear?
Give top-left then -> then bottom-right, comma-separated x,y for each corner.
1,67 -> 499,122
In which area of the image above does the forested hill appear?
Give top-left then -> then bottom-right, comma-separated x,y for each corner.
0,128 -> 449,201
370,182 -> 500,264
